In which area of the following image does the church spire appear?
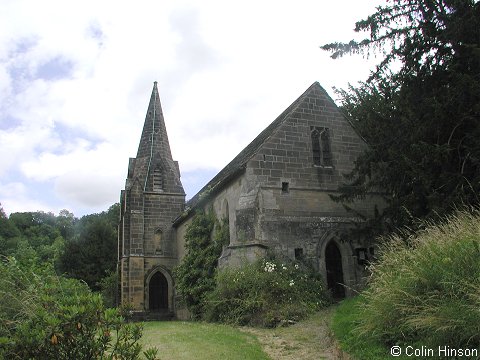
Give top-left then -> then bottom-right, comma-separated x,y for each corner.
136,81 -> 173,160
132,82 -> 184,194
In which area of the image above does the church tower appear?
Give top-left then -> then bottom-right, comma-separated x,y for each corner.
119,82 -> 185,315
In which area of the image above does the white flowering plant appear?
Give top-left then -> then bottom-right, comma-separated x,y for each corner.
204,257 -> 330,327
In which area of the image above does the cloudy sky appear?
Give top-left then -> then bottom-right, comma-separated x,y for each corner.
0,0 -> 384,217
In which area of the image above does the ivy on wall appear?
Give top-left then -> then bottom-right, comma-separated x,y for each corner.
174,210 -> 229,319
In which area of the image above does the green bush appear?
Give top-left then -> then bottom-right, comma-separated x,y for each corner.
357,210 -> 480,350
0,257 -> 157,360
204,257 -> 330,327
98,269 -> 119,308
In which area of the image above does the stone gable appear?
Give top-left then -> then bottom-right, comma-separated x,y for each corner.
119,81 -> 383,318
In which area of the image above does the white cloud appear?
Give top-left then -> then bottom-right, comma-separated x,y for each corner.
0,181 -> 55,215
0,0 -> 385,216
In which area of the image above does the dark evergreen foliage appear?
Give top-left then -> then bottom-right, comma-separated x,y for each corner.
58,203 -> 119,291
322,0 -> 480,235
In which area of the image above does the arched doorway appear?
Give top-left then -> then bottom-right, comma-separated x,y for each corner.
325,241 -> 345,299
149,271 -> 168,311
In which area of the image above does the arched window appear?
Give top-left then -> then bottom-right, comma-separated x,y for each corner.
320,129 -> 333,167
311,129 -> 321,166
311,127 -> 333,167
154,229 -> 162,254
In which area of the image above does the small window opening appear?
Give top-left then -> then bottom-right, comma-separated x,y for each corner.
282,182 -> 289,193
355,248 -> 368,265
223,199 -> 230,225
294,248 -> 303,260
153,168 -> 163,192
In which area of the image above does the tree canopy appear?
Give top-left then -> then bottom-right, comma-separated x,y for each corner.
58,203 -> 119,291
322,0 -> 480,235
0,204 -> 119,294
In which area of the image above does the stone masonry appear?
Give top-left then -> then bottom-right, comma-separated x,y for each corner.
119,81 -> 383,318
119,82 -> 185,315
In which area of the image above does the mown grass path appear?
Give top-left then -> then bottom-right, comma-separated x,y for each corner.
140,321 -> 269,359
141,306 -> 349,360
241,306 -> 349,360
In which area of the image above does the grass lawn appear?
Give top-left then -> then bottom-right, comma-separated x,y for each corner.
140,321 -> 270,360
139,306 -> 348,360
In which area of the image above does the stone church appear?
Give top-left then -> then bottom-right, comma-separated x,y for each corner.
119,81 -> 381,319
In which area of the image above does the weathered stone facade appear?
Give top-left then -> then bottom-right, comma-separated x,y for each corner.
119,82 -> 184,316
119,81 -> 382,317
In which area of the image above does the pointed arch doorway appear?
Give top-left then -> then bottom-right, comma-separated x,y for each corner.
325,241 -> 346,299
149,271 -> 169,311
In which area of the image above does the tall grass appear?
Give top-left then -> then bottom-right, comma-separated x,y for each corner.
332,296 -> 399,360
358,210 -> 480,349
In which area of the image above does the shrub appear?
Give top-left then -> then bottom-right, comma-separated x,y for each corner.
357,210 -> 480,349
98,269 -> 119,308
0,257 -> 158,360
204,257 -> 330,327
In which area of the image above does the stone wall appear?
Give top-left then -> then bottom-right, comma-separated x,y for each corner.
184,83 -> 384,296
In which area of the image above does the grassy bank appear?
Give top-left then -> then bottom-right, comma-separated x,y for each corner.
332,296 -> 409,360
332,211 -> 480,359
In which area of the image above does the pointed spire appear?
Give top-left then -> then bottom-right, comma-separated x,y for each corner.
136,82 -> 172,160
133,82 -> 184,194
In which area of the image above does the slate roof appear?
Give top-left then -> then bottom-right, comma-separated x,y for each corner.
173,82 -> 327,225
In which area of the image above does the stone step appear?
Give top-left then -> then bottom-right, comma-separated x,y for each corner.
128,310 -> 175,322
143,311 -> 175,321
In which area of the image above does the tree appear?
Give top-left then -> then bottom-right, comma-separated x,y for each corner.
56,209 -> 76,241
0,206 -> 21,256
3,211 -> 65,266
322,0 -> 480,235
59,204 -> 119,291
0,203 -> 6,218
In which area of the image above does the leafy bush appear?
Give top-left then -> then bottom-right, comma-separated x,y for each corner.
174,211 -> 229,319
98,269 -> 119,308
204,257 -> 330,327
357,210 -> 480,350
0,257 -> 157,360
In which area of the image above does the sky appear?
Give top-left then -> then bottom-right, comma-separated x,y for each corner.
0,0 -> 385,218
